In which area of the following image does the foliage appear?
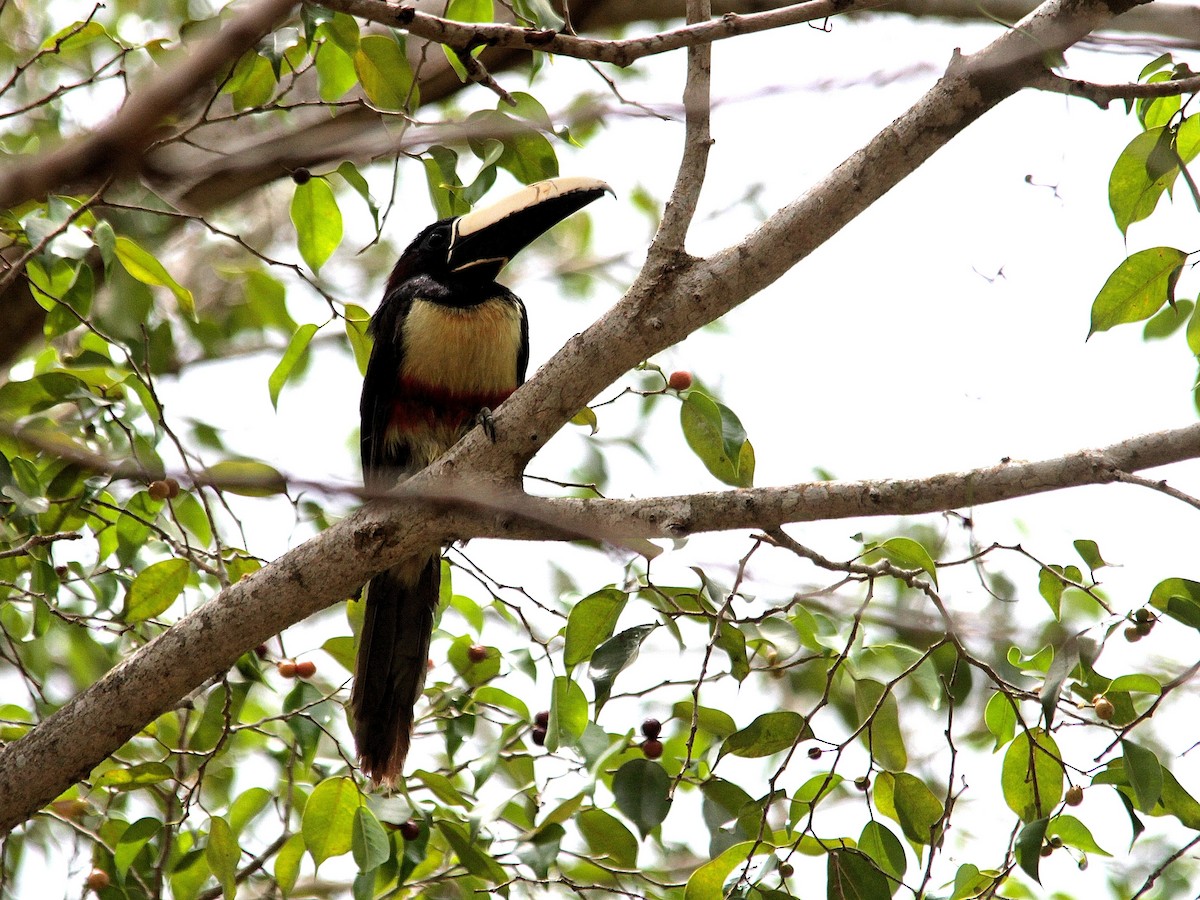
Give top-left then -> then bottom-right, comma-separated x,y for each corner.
1,3 -> 1200,900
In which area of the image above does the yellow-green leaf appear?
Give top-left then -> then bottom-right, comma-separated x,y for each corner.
302,777 -> 362,867
114,236 -> 195,320
268,323 -> 318,409
124,558 -> 189,623
290,178 -> 343,273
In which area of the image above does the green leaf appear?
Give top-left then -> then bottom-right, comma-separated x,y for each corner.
1143,297 -> 1193,339
612,758 -> 671,839
563,587 -> 627,669
684,839 -> 773,900
855,679 -> 907,771
1048,814 -> 1111,856
680,390 -> 754,487
351,806 -> 390,873
1072,539 -> 1109,573
439,820 -> 506,883
1014,817 -> 1049,884
1002,728 -> 1064,822
546,675 -> 587,751
589,623 -> 655,712
1122,739 -> 1163,811
949,864 -> 1001,900
205,459 -> 287,497
268,323 -> 318,409
124,558 -> 189,623
578,808 -> 637,867
302,776 -> 362,867
354,34 -> 414,110
94,761 -> 174,790
715,620 -> 750,683
1109,127 -> 1177,234
274,833 -> 305,896
114,235 -> 195,320
227,51 -> 276,109
828,848 -> 893,900
984,691 -> 1017,751
518,823 -> 564,880
1108,673 -> 1161,695
206,817 -> 239,900
115,818 -> 160,879
877,771 -> 944,846
229,787 -> 272,836
876,537 -> 938,587
290,178 -> 343,272
447,0 -> 493,21
858,821 -> 906,894
1149,577 -> 1200,628
1089,246 -> 1188,337
718,711 -> 809,761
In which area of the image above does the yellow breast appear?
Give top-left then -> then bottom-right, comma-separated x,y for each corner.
400,297 -> 524,395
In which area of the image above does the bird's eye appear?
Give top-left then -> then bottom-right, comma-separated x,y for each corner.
426,230 -> 450,251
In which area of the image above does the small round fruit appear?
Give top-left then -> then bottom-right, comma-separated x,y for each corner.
148,480 -> 171,501
854,775 -> 870,792
1135,619 -> 1154,636
642,739 -> 664,760
255,644 -> 269,659
1124,625 -> 1142,643
778,862 -> 794,878
668,370 -> 693,391
1049,835 -> 1064,848
535,710 -> 550,727
641,718 -> 662,740
398,819 -> 420,841
531,726 -> 547,746
1040,844 -> 1054,857
164,478 -> 180,498
85,868 -> 110,891
292,167 -> 312,184
1135,608 -> 1152,623
277,660 -> 298,678
295,660 -> 317,678
1065,785 -> 1084,807
807,746 -> 822,760
467,644 -> 488,663
1093,696 -> 1115,721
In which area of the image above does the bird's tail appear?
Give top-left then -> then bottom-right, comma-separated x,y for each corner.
351,554 -> 439,784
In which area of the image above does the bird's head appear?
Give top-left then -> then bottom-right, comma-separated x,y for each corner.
385,176 -> 612,297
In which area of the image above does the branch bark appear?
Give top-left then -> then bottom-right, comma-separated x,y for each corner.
0,0 -> 1158,836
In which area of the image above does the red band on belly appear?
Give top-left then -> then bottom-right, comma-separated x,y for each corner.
388,377 -> 515,432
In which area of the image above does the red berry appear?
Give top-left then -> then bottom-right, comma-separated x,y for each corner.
295,660 -> 317,678
667,370 -> 693,391
641,718 -> 662,740
254,644 -> 269,659
86,868 -> 110,891
467,644 -> 488,663
531,726 -> 547,746
642,738 -> 663,759
398,819 -> 420,841
277,660 -> 297,678
534,710 -> 550,727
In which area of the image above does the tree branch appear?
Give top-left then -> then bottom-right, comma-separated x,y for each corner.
0,0 -> 298,210
1028,69 -> 1200,108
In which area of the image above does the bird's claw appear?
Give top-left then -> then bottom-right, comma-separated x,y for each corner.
476,407 -> 497,443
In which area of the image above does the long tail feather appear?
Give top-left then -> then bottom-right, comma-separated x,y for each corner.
351,555 -> 439,784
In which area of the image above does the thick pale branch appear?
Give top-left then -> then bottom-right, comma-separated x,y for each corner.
0,0 -> 298,211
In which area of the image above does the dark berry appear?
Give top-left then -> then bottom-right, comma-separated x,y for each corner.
531,726 -> 547,746
292,168 -> 312,184
86,869 -> 110,891
467,644 -> 488,663
398,819 -> 420,841
535,710 -> 549,727
807,746 -> 822,760
642,739 -> 663,759
641,718 -> 662,740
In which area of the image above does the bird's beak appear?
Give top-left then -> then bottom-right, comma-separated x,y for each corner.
448,176 -> 613,277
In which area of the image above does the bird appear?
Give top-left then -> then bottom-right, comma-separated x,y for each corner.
352,176 -> 611,784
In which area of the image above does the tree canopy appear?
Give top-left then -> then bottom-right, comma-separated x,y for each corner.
2,1 -> 1200,898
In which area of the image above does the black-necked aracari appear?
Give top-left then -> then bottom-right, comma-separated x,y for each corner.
353,176 -> 611,784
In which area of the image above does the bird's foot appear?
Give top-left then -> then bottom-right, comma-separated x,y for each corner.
475,407 -> 497,443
